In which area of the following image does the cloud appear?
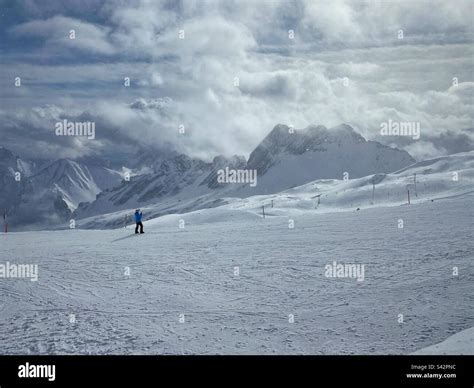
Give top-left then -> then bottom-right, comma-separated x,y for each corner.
136,72 -> 164,87
300,0 -> 473,48
10,15 -> 116,55
0,0 -> 473,163
238,72 -> 295,98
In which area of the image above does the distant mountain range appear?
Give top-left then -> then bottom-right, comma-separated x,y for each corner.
0,147 -> 122,229
0,124 -> 416,229
76,149 -> 473,230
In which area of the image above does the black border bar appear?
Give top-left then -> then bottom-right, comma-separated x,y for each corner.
0,355 -> 472,387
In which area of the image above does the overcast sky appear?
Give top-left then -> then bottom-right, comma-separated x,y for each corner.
0,0 -> 472,162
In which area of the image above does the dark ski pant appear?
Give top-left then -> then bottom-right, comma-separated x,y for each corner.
135,222 -> 144,234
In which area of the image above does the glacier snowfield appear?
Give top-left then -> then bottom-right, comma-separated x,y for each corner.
0,192 -> 472,354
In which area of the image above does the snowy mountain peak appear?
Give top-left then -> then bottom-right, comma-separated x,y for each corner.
0,146 -> 36,178
202,154 -> 247,189
39,159 -> 85,180
327,123 -> 366,143
244,123 -> 415,193
256,123 -> 365,154
0,147 -> 124,229
0,147 -> 20,170
0,146 -> 16,161
29,159 -> 102,211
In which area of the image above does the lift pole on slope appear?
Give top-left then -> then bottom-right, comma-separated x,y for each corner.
3,213 -> 7,233
414,173 -> 418,197
371,182 -> 375,204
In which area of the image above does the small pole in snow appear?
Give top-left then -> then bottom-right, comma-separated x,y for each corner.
371,182 -> 375,204
407,188 -> 410,205
262,205 -> 265,219
3,213 -> 7,233
315,195 -> 321,209
414,173 -> 418,197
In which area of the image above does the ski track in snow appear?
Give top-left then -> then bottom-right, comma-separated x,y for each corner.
0,194 -> 473,354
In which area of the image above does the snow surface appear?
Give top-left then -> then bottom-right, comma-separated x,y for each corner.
412,327 -> 474,355
0,192 -> 472,354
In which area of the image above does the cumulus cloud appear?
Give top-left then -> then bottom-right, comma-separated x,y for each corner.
0,0 -> 473,162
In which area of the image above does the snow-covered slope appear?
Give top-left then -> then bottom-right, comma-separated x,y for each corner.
76,151 -> 474,229
224,151 -> 474,215
412,327 -> 474,355
240,124 -> 415,195
1,190 -> 472,354
28,159 -> 122,211
29,160 -> 101,211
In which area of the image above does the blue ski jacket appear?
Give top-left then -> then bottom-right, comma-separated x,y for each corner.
134,212 -> 142,222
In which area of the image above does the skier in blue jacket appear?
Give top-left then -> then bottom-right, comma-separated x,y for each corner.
134,209 -> 144,234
